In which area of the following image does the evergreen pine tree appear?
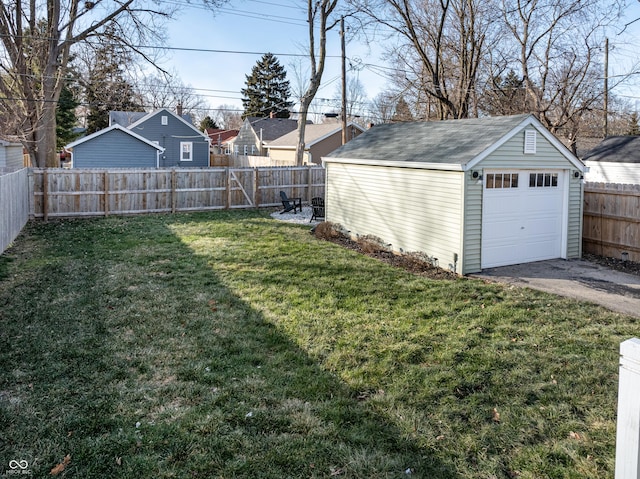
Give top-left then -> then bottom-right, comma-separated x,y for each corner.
391,97 -> 414,122
56,81 -> 80,149
84,38 -> 143,133
241,53 -> 293,119
199,115 -> 219,131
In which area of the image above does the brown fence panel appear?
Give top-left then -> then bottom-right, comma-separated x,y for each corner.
256,166 -> 325,206
30,166 -> 325,219
174,168 -> 227,211
583,182 -> 640,262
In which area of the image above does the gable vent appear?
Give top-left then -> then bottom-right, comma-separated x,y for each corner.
524,130 -> 537,154
161,115 -> 168,126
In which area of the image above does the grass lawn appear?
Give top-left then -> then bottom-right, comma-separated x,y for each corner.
0,209 -> 637,478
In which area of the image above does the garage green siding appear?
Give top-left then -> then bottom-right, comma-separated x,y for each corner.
462,173 -> 483,274
462,128 -> 584,273
326,162 -> 465,273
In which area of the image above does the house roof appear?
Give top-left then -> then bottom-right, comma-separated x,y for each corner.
325,114 -> 583,171
0,138 -> 22,147
206,128 -> 239,143
128,108 -> 207,140
582,136 -> 640,163
64,124 -> 165,151
267,122 -> 365,149
109,111 -> 147,127
244,117 -> 308,142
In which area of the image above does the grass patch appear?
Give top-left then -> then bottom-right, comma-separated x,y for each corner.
0,209 -> 636,478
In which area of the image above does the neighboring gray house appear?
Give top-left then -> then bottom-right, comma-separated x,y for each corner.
66,125 -> 165,168
583,136 -> 640,184
234,116 -> 307,156
323,114 -> 586,275
67,108 -> 210,168
0,139 -> 24,170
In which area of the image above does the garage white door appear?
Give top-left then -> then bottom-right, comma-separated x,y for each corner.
481,170 -> 565,269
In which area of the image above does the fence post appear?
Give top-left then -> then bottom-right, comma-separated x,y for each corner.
42,169 -> 49,222
171,169 -> 177,214
615,338 -> 640,479
253,167 -> 259,208
104,171 -> 109,217
225,168 -> 231,209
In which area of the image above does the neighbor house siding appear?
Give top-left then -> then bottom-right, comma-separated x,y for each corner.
0,144 -> 24,170
268,148 -> 303,164
234,128 -> 261,156
72,129 -> 158,168
129,114 -> 209,167
584,161 -> 640,184
326,162 -> 465,273
308,132 -> 343,164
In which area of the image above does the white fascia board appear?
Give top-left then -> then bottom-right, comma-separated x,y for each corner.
321,156 -> 464,171
465,115 -> 586,172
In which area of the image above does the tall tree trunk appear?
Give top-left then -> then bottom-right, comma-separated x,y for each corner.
295,0 -> 338,166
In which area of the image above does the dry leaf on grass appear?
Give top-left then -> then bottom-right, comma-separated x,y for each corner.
492,407 -> 501,422
50,454 -> 71,475
569,431 -> 582,440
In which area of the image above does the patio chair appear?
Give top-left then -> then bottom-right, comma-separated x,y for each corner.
310,197 -> 325,222
280,191 -> 302,214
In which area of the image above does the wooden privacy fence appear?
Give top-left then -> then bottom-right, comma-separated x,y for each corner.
30,166 -> 325,220
583,182 -> 640,263
0,168 -> 30,254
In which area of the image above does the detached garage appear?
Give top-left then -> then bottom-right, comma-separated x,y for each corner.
322,114 -> 586,275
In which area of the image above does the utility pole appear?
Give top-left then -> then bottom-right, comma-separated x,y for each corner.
340,16 -> 347,144
604,37 -> 609,138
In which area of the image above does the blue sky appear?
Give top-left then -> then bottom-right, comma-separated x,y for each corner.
159,0 -> 640,115
161,1 -> 387,115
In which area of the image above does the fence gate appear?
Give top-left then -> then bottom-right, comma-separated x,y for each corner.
228,169 -> 255,208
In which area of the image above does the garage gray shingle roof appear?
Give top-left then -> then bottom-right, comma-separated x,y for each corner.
326,114 -> 531,165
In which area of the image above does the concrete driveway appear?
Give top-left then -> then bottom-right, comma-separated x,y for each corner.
474,259 -> 640,318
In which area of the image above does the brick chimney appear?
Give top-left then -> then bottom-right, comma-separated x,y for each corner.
269,111 -> 275,119
177,103 -> 183,117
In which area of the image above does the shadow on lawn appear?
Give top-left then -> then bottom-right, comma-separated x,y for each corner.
0,213 -> 458,478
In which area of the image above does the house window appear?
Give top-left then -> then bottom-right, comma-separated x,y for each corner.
243,145 -> 248,155
161,115 -> 168,126
486,173 -> 519,189
180,142 -> 193,161
524,130 -> 537,154
251,145 -> 256,154
529,172 -> 558,188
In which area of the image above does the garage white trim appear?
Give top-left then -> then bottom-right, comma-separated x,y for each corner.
481,169 -> 568,268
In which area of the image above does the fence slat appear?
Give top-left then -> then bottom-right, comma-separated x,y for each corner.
28,167 -> 325,219
0,169 -> 29,254
583,182 -> 640,262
